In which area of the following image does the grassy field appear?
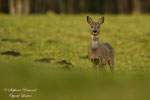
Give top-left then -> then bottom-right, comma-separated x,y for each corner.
0,14 -> 150,100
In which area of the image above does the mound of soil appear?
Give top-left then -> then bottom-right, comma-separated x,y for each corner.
80,55 -> 89,59
1,38 -> 26,43
147,33 -> 150,36
46,40 -> 57,43
1,51 -> 21,56
56,60 -> 74,70
35,58 -> 55,63
56,60 -> 73,66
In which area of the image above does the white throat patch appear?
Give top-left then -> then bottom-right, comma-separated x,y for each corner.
92,41 -> 98,49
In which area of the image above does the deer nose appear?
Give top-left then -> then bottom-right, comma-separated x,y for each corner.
93,30 -> 97,33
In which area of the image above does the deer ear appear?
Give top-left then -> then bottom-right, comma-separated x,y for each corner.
98,17 -> 104,25
87,16 -> 93,25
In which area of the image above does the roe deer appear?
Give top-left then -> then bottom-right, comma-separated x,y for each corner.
87,16 -> 114,73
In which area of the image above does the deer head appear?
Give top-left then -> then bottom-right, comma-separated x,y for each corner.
87,16 -> 104,36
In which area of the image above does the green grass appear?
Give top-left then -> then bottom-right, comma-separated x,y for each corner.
0,14 -> 150,100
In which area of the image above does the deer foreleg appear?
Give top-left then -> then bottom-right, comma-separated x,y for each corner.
108,60 -> 114,73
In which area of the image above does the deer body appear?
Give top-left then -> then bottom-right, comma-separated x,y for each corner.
87,16 -> 114,73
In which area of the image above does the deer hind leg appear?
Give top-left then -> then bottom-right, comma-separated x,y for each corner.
91,59 -> 98,71
92,64 -> 97,72
91,58 -> 102,72
98,64 -> 106,73
98,58 -> 106,72
108,59 -> 114,73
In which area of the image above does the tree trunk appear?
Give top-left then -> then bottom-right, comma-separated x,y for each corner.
104,0 -> 117,13
117,0 -> 132,13
0,0 -> 2,11
16,0 -> 22,14
148,0 -> 150,12
141,0 -> 149,13
132,0 -> 142,13
66,0 -> 74,13
58,0 -> 66,13
22,0 -> 30,14
79,0 -> 87,13
9,0 -> 16,15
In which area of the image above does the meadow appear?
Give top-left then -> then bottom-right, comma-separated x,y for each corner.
0,14 -> 150,100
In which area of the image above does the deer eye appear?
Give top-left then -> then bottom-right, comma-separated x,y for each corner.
91,26 -> 93,28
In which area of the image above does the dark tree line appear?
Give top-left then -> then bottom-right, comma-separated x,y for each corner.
0,0 -> 150,14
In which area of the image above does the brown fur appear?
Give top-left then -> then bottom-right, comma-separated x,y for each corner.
87,16 -> 114,73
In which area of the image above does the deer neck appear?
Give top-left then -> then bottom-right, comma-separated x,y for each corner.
91,36 -> 99,49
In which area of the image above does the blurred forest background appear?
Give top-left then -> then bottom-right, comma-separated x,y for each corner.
0,0 -> 150,15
